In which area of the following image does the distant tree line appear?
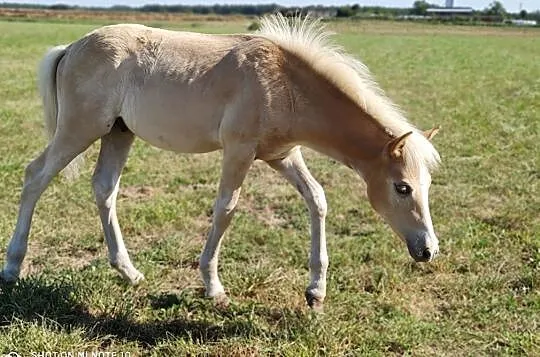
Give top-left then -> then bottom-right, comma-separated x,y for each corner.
0,1 -> 539,22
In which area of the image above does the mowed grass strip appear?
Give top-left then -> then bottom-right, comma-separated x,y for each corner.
0,20 -> 538,356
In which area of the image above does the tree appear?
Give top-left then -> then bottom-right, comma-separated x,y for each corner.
412,1 -> 430,16
336,6 -> 355,17
519,9 -> 527,19
485,1 -> 506,17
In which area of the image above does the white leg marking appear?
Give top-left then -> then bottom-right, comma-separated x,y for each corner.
267,148 -> 328,308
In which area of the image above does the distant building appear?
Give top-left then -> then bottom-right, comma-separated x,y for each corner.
427,0 -> 473,17
426,7 -> 473,16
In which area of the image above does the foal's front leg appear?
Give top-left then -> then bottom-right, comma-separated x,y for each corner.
267,148 -> 328,311
199,144 -> 255,303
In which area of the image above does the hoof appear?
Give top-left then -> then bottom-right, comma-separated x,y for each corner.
113,261 -> 145,286
0,270 -> 18,284
128,272 -> 145,286
305,291 -> 324,313
211,293 -> 230,309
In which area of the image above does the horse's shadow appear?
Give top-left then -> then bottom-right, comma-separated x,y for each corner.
0,276 -> 308,347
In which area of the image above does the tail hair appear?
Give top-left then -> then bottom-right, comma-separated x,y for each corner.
38,45 -> 84,180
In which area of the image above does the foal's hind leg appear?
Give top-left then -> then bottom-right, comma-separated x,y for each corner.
199,144 -> 255,303
1,134 -> 96,282
92,122 -> 144,285
266,148 -> 328,311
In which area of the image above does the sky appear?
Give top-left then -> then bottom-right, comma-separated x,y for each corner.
13,0 -> 539,13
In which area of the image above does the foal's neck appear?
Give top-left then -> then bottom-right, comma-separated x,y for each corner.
287,61 -> 390,170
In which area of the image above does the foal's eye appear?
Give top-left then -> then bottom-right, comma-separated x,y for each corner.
394,183 -> 412,196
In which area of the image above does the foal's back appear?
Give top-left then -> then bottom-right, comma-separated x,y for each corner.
62,24 -> 269,153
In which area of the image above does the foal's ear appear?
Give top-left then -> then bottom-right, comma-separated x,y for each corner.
423,126 -> 440,141
386,131 -> 413,160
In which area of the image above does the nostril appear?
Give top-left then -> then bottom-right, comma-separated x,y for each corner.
421,248 -> 432,261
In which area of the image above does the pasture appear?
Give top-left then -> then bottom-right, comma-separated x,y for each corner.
0,18 -> 538,356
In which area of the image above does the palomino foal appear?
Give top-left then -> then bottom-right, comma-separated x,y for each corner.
1,15 -> 440,309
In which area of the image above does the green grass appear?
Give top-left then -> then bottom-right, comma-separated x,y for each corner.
0,19 -> 539,356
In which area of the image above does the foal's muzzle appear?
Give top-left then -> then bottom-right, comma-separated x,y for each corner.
406,233 -> 439,262
410,246 -> 438,262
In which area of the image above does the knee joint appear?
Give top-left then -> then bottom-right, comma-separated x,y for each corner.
310,184 -> 327,218
215,194 -> 240,216
92,174 -> 115,205
24,161 -> 38,180
315,196 -> 327,218
22,161 -> 45,196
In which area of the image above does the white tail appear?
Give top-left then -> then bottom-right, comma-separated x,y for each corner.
38,45 -> 84,180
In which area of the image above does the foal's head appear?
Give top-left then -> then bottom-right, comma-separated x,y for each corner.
363,128 -> 440,262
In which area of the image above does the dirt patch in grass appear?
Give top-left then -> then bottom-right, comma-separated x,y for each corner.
120,185 -> 162,201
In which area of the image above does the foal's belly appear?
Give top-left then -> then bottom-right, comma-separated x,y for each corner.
121,85 -> 224,153
125,112 -> 222,153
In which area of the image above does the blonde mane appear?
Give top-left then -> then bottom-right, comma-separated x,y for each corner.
257,14 -> 440,171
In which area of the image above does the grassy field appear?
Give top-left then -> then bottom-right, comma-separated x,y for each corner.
0,18 -> 538,356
